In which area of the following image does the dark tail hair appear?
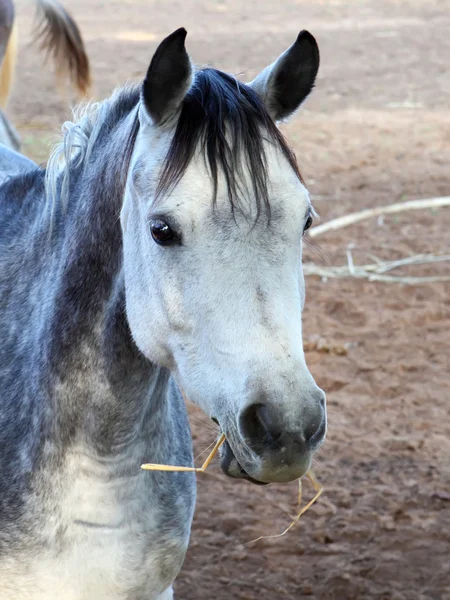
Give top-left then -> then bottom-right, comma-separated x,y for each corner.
34,0 -> 91,96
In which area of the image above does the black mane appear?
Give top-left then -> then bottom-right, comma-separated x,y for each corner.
155,68 -> 302,220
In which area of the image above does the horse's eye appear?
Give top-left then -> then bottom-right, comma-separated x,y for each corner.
150,219 -> 177,245
303,214 -> 313,233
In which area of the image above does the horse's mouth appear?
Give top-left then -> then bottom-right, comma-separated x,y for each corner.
219,439 -> 268,486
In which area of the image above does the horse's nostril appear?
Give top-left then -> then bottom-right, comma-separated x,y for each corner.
304,410 -> 326,445
255,404 -> 283,442
239,403 -> 282,445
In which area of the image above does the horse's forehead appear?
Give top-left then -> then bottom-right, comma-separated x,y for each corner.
157,144 -> 308,220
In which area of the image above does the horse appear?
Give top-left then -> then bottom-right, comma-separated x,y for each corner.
0,27 -> 326,599
0,0 -> 90,150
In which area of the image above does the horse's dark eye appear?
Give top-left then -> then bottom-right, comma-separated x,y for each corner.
150,219 -> 176,245
303,215 -> 313,233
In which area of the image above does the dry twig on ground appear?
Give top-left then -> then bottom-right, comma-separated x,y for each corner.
309,197 -> 450,238
306,197 -> 450,283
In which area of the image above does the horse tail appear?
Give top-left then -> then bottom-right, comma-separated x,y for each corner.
34,0 -> 91,97
0,22 -> 17,108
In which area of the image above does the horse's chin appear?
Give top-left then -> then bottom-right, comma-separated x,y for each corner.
219,439 -> 269,486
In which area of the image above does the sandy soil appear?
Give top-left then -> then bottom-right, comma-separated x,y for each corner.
9,0 -> 450,598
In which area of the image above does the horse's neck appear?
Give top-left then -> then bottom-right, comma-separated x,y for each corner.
40,117 -> 173,460
61,276 -> 170,455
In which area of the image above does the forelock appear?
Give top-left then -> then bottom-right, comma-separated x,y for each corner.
155,68 -> 302,222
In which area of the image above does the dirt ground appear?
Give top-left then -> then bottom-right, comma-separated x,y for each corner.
10,0 -> 450,598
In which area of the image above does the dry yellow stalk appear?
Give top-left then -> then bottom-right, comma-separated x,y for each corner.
140,432 -> 323,542
248,469 -> 323,544
140,433 -> 226,473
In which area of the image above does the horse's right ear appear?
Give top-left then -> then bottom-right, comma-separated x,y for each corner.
142,28 -> 193,126
248,30 -> 319,122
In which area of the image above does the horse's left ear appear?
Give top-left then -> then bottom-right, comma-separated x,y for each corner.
142,28 -> 193,126
248,30 -> 319,122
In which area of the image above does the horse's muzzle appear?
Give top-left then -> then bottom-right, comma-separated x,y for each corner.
219,393 -> 327,484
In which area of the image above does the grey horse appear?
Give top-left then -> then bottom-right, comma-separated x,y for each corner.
0,28 -> 326,599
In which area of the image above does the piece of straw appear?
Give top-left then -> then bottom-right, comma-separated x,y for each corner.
140,433 -> 226,473
248,469 -> 323,544
140,433 -> 323,543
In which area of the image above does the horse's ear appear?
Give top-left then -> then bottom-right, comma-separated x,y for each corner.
142,28 -> 193,126
248,30 -> 319,122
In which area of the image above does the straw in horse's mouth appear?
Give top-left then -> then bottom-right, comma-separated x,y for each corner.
209,417 -> 268,485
